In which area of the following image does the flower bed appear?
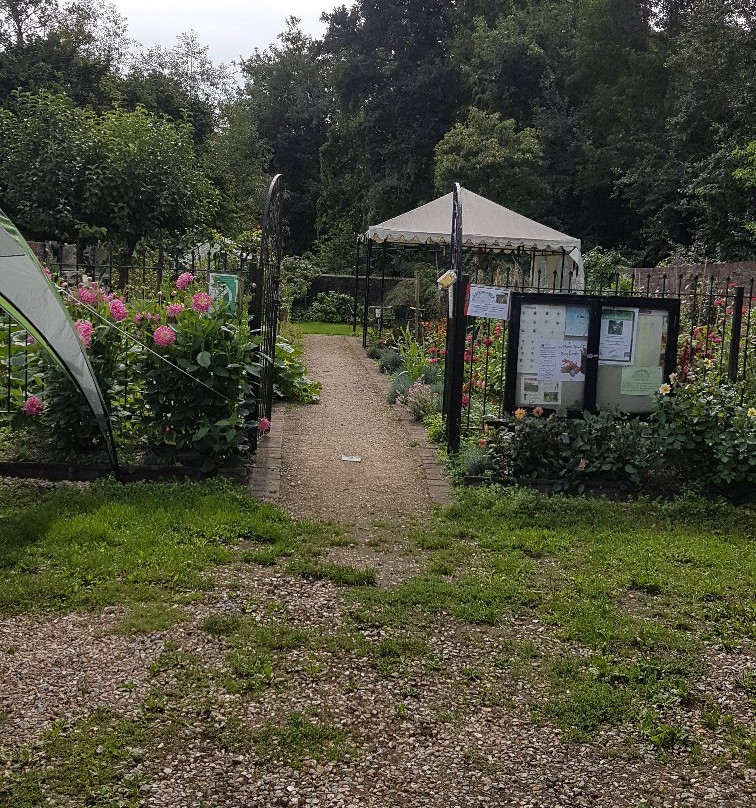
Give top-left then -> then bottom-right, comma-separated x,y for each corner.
3,271 -> 319,473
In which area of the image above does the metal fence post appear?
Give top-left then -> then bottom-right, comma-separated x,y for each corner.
446,273 -> 469,454
728,285 -> 745,383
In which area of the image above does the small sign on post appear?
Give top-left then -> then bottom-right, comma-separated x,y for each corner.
466,285 -> 511,320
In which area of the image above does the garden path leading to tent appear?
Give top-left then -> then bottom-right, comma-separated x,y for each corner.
275,334 -> 451,585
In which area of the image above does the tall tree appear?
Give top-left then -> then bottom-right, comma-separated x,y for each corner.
240,18 -> 330,254
434,108 -> 547,216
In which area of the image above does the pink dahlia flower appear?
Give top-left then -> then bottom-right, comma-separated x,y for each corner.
166,303 -> 185,318
109,299 -> 128,322
26,334 -> 36,345
75,319 -> 94,348
23,395 -> 44,416
77,286 -> 98,306
192,292 -> 212,313
176,271 -> 194,290
153,325 -> 177,347
259,416 -> 271,433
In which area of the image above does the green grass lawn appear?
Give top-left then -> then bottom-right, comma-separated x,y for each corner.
0,478 -> 341,615
287,321 -> 360,336
352,486 -> 755,749
1,477 -> 753,792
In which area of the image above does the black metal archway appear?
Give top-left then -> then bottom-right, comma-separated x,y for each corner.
249,174 -> 283,447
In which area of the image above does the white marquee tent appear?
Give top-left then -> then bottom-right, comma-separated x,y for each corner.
0,208 -> 117,470
364,186 -> 584,281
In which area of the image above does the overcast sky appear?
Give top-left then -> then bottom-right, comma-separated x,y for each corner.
112,0 -> 351,65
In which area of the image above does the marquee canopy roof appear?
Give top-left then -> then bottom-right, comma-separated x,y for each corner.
0,208 -> 118,470
364,187 -> 582,267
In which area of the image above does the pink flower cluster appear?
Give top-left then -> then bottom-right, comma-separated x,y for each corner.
109,299 -> 128,322
176,272 -> 194,290
166,303 -> 185,318
192,292 -> 212,313
134,312 -> 161,324
77,286 -> 99,306
23,395 -> 44,416
153,325 -> 176,347
75,319 -> 94,348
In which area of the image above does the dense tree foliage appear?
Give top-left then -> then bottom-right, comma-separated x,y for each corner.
0,90 -> 216,256
0,0 -> 753,267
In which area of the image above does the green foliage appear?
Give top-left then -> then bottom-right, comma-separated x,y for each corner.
651,379 -> 756,493
489,409 -> 658,492
240,19 -> 330,254
273,337 -> 321,403
434,108 -> 546,216
0,91 -> 216,252
396,327 -> 427,382
583,246 -> 631,288
279,256 -> 322,321
378,346 -> 402,374
305,291 -> 354,324
387,372 -> 411,405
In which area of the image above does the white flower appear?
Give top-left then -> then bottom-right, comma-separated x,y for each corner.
659,383 -> 672,395
668,372 -> 677,385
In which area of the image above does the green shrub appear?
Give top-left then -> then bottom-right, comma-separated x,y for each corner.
489,409 -> 659,492
378,346 -> 403,374
306,292 -> 354,324
387,372 -> 412,404
651,378 -> 756,493
273,338 -> 321,403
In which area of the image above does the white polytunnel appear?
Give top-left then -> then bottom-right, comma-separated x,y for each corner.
0,207 -> 118,471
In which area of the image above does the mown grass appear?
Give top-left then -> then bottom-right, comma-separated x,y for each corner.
288,321 -> 360,336
0,478 -> 340,615
351,486 -> 755,746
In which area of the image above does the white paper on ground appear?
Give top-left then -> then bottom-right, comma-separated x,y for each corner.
341,455 -> 362,462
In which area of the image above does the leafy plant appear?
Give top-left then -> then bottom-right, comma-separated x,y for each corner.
404,380 -> 440,421
378,346 -> 402,374
396,327 -> 427,382
273,337 -> 321,403
305,291 -> 354,324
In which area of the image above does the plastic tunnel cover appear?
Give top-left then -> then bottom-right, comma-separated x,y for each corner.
0,208 -> 118,472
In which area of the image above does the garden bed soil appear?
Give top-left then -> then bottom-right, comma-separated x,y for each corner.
0,460 -> 248,483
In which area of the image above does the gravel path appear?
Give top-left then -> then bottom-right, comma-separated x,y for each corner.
278,335 -> 438,585
279,335 -> 432,528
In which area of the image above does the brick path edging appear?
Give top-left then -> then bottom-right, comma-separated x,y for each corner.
349,338 -> 453,507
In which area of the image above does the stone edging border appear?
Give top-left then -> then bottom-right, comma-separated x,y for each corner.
348,337 -> 453,506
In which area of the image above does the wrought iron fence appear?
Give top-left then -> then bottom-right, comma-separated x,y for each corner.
436,262 -> 755,451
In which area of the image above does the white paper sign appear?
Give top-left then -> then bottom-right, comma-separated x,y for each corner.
467,285 -> 510,320
538,340 -> 586,382
599,308 -> 638,364
517,304 -> 566,374
520,375 -> 562,406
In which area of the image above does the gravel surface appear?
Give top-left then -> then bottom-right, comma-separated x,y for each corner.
279,335 -> 433,585
0,339 -> 753,807
279,335 -> 432,528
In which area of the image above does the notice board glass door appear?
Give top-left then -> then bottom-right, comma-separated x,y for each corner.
505,294 -> 679,415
